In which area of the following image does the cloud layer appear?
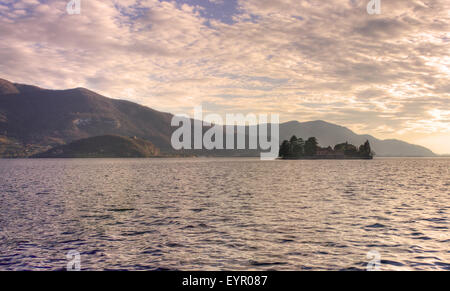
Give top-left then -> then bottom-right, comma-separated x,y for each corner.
0,0 -> 449,153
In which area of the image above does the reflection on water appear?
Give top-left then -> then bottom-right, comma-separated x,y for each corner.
0,158 -> 449,270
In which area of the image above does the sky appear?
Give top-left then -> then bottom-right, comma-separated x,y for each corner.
0,0 -> 449,154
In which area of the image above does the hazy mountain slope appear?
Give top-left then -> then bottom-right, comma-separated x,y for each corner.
0,78 -> 436,157
279,121 -> 435,157
34,135 -> 159,158
0,78 -> 20,95
0,78 -> 173,149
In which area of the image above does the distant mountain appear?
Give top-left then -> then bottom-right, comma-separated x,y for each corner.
0,78 -> 436,157
34,135 -> 159,158
279,120 -> 436,157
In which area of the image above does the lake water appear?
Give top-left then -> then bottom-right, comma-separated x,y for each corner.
0,158 -> 449,271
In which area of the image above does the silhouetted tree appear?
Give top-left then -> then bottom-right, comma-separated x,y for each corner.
304,137 -> 318,156
344,144 -> 358,155
295,138 -> 305,156
334,142 -> 349,152
334,141 -> 357,156
289,135 -> 298,156
279,140 -> 290,158
359,140 -> 372,157
289,135 -> 305,157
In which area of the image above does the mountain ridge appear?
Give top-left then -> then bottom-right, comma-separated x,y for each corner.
0,78 -> 436,157
278,120 -> 435,157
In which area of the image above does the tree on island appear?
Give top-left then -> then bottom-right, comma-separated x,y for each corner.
289,135 -> 298,156
304,137 -> 318,156
279,135 -> 307,158
289,135 -> 305,157
279,140 -> 290,158
359,140 -> 373,158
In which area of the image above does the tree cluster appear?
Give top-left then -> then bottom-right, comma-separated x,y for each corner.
279,136 -> 373,159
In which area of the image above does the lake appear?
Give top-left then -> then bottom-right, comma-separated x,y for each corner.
0,158 -> 449,270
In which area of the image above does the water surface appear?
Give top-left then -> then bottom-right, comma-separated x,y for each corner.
0,158 -> 449,270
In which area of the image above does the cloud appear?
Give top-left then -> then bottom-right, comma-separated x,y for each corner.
0,0 -> 448,153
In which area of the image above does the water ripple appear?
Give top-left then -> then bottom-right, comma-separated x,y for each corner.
0,158 -> 449,270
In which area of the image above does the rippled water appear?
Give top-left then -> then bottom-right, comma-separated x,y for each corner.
0,158 -> 449,271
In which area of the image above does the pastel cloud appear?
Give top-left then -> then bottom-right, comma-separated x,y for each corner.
0,0 -> 448,153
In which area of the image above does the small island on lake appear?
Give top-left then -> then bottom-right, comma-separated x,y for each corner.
279,136 -> 374,160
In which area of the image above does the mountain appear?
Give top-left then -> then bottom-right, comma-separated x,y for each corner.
0,78 -> 436,157
34,135 -> 159,158
279,120 -> 436,157
0,78 -> 173,150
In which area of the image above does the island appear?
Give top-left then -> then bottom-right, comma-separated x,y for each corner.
33,135 -> 160,158
279,136 -> 374,160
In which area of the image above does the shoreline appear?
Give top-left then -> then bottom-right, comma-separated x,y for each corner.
280,156 -> 373,160
2,156 -> 448,160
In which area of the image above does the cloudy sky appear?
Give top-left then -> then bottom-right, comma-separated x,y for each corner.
0,0 -> 449,153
